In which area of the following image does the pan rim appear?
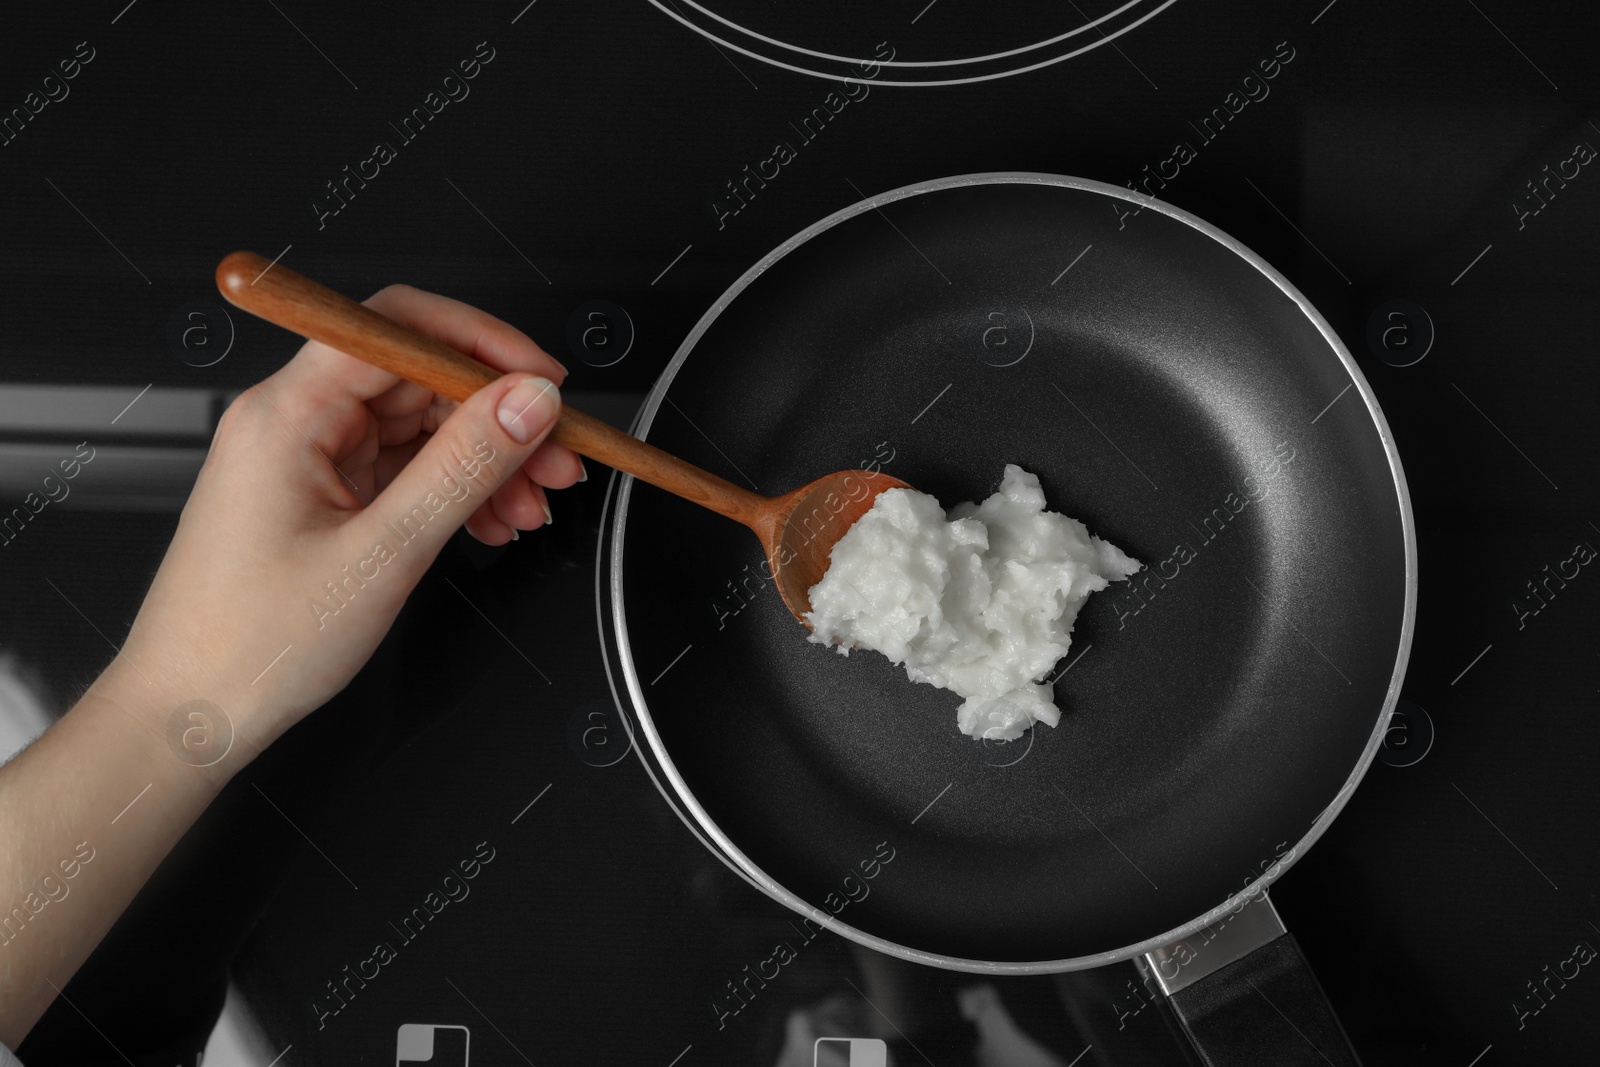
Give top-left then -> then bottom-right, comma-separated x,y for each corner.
606,171 -> 1418,973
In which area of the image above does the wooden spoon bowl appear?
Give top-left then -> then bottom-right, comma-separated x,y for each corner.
763,471 -> 911,618
215,251 -> 910,625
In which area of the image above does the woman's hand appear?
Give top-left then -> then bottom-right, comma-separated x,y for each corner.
0,282 -> 580,1047
112,282 -> 580,756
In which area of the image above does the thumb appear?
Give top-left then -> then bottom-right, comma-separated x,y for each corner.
350,373 -> 561,577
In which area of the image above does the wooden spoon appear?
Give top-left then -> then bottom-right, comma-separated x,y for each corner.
215,251 -> 909,622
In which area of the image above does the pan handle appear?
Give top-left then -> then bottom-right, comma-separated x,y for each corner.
1139,893 -> 1362,1066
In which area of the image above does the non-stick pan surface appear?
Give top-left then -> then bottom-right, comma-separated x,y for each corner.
609,174 -> 1414,970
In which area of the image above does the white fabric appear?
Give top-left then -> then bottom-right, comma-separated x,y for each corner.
0,1039 -> 24,1067
0,653 -> 52,765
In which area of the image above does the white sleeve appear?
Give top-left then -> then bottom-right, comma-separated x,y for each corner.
0,1040 -> 23,1067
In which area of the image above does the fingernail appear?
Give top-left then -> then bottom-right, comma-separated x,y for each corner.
541,500 -> 554,526
576,459 -> 589,483
510,529 -> 520,542
497,377 -> 561,444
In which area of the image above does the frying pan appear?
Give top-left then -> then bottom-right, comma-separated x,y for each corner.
601,173 -> 1414,1064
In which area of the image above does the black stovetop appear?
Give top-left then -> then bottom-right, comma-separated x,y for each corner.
3,2 -> 1597,1065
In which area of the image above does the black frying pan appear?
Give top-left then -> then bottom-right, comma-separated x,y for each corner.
602,173 -> 1414,1063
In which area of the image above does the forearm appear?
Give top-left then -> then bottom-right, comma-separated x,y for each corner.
0,663 -> 238,1047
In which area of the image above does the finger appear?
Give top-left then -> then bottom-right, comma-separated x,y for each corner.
521,440 -> 585,490
345,374 -> 561,585
364,284 -> 567,382
464,505 -> 516,546
368,395 -> 451,454
367,379 -> 445,426
290,284 -> 567,399
342,412 -> 383,478
370,434 -> 429,494
486,475 -> 550,536
272,283 -> 564,450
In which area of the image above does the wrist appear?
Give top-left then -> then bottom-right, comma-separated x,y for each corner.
84,656 -> 263,792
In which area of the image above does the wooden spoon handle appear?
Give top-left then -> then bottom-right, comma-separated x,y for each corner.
215,251 -> 769,528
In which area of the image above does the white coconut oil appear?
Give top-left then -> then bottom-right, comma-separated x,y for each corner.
805,465 -> 1141,740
